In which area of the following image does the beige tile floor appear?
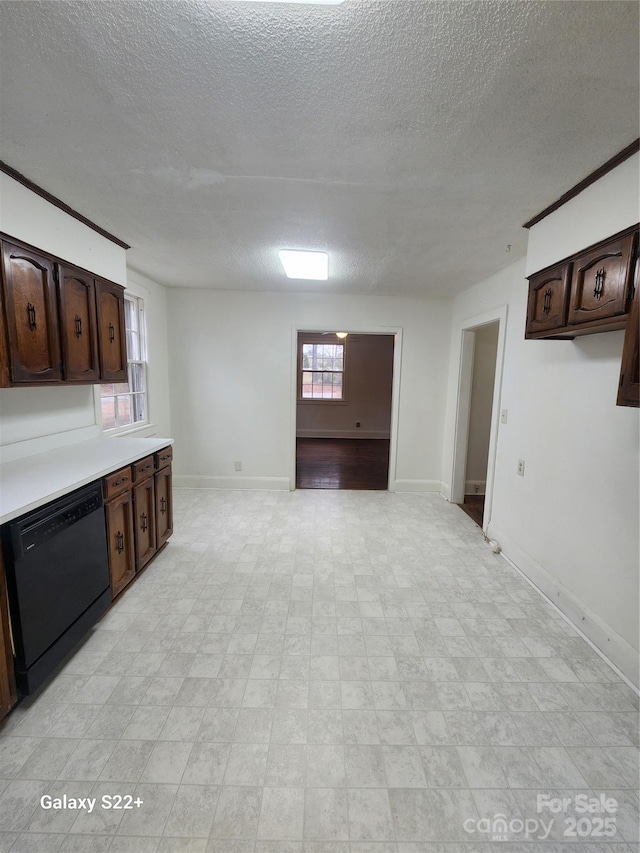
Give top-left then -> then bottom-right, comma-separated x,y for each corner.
0,488 -> 638,852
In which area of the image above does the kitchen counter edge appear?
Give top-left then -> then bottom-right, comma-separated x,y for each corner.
0,437 -> 174,525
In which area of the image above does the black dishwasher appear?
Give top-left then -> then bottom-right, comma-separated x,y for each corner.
2,482 -> 110,695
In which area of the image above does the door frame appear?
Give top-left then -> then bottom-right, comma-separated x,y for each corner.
290,325 -> 403,491
450,306 -> 507,532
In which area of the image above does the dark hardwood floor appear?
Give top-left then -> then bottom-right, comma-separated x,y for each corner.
296,438 -> 390,490
458,494 -> 485,527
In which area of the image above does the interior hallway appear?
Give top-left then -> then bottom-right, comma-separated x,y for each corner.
0,488 -> 637,850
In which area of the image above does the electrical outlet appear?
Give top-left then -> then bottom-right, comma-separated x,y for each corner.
234,461 -> 242,472
517,459 -> 525,477
356,422 -> 361,428
501,409 -> 508,424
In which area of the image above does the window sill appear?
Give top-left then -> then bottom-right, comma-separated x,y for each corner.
104,422 -> 156,438
297,399 -> 348,406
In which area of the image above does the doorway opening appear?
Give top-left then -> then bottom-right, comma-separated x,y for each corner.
459,322 -> 499,525
450,308 -> 506,532
294,332 -> 395,490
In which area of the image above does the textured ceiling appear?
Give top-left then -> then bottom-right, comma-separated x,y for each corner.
0,0 -> 638,295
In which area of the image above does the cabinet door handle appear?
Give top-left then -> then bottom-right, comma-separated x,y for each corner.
593,267 -> 606,300
27,302 -> 37,330
108,322 -> 115,343
141,512 -> 148,532
114,476 -> 129,487
160,497 -> 167,514
74,314 -> 83,337
116,531 -> 124,554
542,288 -> 552,314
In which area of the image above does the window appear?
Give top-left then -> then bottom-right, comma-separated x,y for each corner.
299,337 -> 346,400
101,295 -> 147,430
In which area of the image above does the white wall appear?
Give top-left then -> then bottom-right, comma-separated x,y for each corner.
442,153 -> 640,685
0,174 -> 171,461
297,334 -> 394,438
167,289 -> 451,491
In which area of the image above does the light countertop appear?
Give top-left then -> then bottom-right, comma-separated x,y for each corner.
0,436 -> 173,525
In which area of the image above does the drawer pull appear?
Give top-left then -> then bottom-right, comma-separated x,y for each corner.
543,288 -> 552,314
27,302 -> 37,331
139,465 -> 152,474
141,512 -> 148,532
74,314 -> 83,338
116,531 -> 124,554
160,454 -> 170,461
108,322 -> 115,343
114,476 -> 129,487
593,267 -> 606,300
160,497 -> 167,515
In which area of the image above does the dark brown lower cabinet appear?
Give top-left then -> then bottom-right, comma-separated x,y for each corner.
0,552 -> 17,720
133,475 -> 157,570
155,465 -> 173,549
103,448 -> 173,600
105,489 -> 136,598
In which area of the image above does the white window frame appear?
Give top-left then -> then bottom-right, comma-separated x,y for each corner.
100,293 -> 149,433
297,333 -> 348,404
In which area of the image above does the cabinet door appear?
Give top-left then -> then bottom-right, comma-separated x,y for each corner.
1,241 -> 62,382
525,263 -> 571,337
155,464 -> 173,549
96,278 -> 127,382
133,477 -> 157,570
57,265 -> 100,382
617,261 -> 639,407
0,552 -> 17,719
568,233 -> 636,326
105,491 -> 136,599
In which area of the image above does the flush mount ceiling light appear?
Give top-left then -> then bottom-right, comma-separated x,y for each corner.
278,250 -> 328,280
335,332 -> 348,339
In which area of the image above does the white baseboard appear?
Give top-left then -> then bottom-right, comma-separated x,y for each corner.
488,522 -> 639,689
173,474 -> 291,491
464,480 -> 486,495
296,430 -> 390,439
393,479 -> 443,493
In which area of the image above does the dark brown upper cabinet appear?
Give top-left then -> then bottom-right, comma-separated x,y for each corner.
95,278 -> 127,384
0,241 -> 62,384
525,262 -> 572,338
525,225 -> 638,341
568,232 -> 636,327
0,234 -> 129,387
57,264 -> 100,382
617,254 -> 639,408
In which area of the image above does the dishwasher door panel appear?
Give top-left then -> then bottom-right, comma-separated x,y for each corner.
11,510 -> 109,667
2,482 -> 111,694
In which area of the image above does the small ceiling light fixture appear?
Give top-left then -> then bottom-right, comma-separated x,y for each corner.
278,250 -> 329,281
335,332 -> 348,339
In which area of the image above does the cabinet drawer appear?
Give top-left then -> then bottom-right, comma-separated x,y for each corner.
568,232 -> 636,326
155,445 -> 173,470
104,465 -> 132,499
133,455 -> 155,481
